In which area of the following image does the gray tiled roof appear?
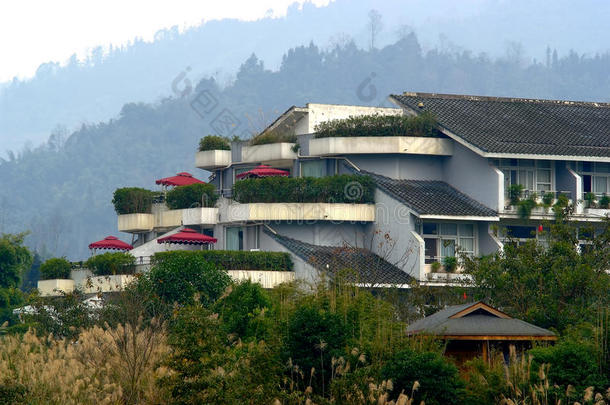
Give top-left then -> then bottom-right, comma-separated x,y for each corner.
391,92 -> 610,158
364,171 -> 497,217
266,230 -> 413,286
407,302 -> 556,337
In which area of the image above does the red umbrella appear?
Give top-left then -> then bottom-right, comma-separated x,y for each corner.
236,165 -> 290,180
88,236 -> 133,251
157,228 -> 217,245
155,172 -> 206,187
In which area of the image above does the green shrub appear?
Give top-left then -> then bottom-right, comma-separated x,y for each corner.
442,256 -> 457,272
517,194 -> 538,219
584,191 -> 597,208
508,184 -> 524,206
85,252 -> 135,276
214,280 -> 272,341
314,112 -> 438,138
381,348 -> 465,405
198,135 -> 231,151
112,187 -> 155,214
152,250 -> 293,271
233,174 -> 375,204
600,193 -> 610,208
165,183 -> 218,209
249,129 -> 296,146
529,340 -> 608,393
541,191 -> 554,207
146,252 -> 231,306
39,257 -> 71,280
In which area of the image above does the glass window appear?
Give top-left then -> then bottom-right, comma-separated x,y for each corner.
594,176 -> 608,194
441,239 -> 456,257
505,225 -> 536,239
458,224 -> 474,236
226,227 -> 243,251
422,223 -> 437,235
458,237 -> 474,254
596,162 -> 610,173
301,160 -> 325,178
424,238 -> 437,263
441,223 -> 457,236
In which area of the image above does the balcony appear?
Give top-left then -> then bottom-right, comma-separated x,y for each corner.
118,213 -> 154,233
241,142 -> 297,165
309,136 -> 453,156
37,279 -> 75,297
82,275 -> 136,294
153,206 -> 219,228
226,202 -> 375,222
195,149 -> 232,170
227,270 -> 295,288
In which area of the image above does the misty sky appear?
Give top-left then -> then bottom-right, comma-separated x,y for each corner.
0,0 -> 331,82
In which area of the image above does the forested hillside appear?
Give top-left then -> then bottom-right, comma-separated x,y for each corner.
2,33 -> 610,259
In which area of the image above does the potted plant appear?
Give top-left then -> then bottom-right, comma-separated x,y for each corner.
541,191 -> 554,211
431,261 -> 442,273
584,192 -> 597,208
508,184 -> 524,207
600,194 -> 610,209
517,193 -> 538,219
442,256 -> 457,273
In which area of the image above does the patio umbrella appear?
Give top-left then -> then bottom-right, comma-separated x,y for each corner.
88,236 -> 133,251
235,165 -> 290,180
157,228 -> 217,245
155,172 -> 206,187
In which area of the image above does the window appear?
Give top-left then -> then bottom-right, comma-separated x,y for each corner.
226,227 -> 243,251
577,162 -> 610,196
493,159 -> 554,195
301,160 -> 325,178
422,222 -> 476,263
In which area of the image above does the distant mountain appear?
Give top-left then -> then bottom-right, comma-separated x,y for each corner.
2,0 -> 610,154
1,33 -> 609,259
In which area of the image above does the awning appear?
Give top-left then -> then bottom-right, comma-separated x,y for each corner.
155,172 -> 206,187
88,236 -> 133,251
236,165 -> 290,179
157,228 -> 217,245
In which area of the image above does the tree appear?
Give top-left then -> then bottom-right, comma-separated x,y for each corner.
39,257 -> 71,280
0,233 -> 32,289
464,214 -> 610,332
368,9 -> 383,50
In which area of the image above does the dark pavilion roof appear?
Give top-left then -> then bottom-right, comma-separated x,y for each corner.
390,92 -> 610,158
265,230 -> 413,286
364,171 -> 497,218
407,302 -> 556,339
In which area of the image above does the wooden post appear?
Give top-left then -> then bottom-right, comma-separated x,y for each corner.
482,340 -> 489,363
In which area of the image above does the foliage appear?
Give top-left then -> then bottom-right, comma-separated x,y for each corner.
442,256 -> 457,272
153,250 -> 293,271
464,216 -> 610,332
165,182 -> 218,209
529,339 -> 608,393
462,357 -> 508,405
600,194 -> 610,209
84,251 -> 135,276
214,280 -> 273,341
517,194 -> 538,219
250,129 -> 297,146
198,134 -> 231,151
508,184 -> 524,206
0,287 -> 26,328
145,252 -> 231,306
314,112 -> 438,138
381,348 -> 464,405
541,191 -> 554,207
112,187 -> 155,214
0,233 -> 32,289
39,257 -> 71,279
0,326 -> 169,405
234,174 -> 376,204
585,191 -> 597,207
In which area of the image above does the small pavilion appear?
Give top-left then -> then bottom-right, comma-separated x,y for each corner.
406,302 -> 557,364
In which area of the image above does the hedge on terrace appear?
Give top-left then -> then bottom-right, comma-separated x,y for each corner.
85,252 -> 136,276
152,250 -> 294,272
233,175 -> 375,204
198,135 -> 231,151
166,183 -> 218,209
314,112 -> 438,138
112,187 -> 156,214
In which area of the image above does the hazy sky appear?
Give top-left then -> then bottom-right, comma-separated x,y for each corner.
0,0 -> 331,82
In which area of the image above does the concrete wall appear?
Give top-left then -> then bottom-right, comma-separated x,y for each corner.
366,189 -> 422,278
346,155 -> 445,180
556,161 -> 579,200
442,142 -> 501,211
477,222 -> 502,256
305,103 -> 402,133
